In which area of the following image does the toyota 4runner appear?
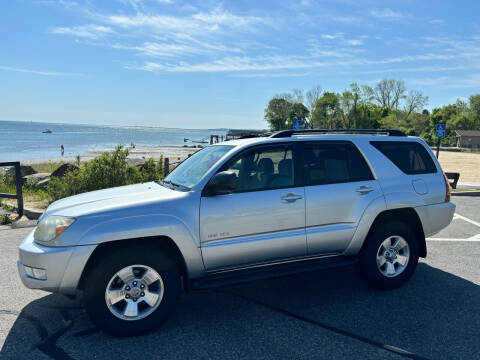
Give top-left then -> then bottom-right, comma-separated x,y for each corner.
17,129 -> 455,336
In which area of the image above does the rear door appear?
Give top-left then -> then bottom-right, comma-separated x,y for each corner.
200,143 -> 306,270
301,141 -> 382,255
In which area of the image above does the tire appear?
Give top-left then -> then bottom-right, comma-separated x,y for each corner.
359,221 -> 419,290
83,245 -> 180,336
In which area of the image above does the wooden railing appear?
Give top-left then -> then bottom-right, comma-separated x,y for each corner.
0,162 -> 24,217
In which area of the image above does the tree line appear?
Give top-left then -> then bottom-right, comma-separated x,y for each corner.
264,79 -> 480,145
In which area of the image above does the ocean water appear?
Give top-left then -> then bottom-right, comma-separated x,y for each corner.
0,120 -> 226,161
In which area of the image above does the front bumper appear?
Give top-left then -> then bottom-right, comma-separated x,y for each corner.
17,230 -> 96,295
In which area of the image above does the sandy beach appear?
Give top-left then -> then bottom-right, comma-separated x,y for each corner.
21,145 -> 201,166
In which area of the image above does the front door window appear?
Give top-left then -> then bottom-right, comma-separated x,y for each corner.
220,146 -> 295,193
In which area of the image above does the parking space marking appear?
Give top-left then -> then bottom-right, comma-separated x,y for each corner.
427,237 -> 480,242
453,213 -> 480,228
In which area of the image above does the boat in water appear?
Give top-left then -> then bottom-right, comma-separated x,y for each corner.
42,129 -> 52,133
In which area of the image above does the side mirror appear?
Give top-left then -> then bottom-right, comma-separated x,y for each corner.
206,171 -> 237,196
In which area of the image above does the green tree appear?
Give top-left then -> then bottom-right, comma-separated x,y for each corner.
264,98 -> 293,131
469,94 -> 480,129
287,102 -> 309,128
311,92 -> 341,129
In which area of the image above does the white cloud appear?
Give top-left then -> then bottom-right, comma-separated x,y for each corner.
136,55 -> 333,73
34,0 -> 78,9
345,39 -> 363,46
370,8 -> 411,20
314,35 -> 363,47
41,0 -> 480,90
114,39 -> 242,58
50,24 -> 113,39
192,7 -> 266,28
332,16 -> 363,24
0,65 -> 79,76
103,7 -> 269,35
321,33 -> 343,40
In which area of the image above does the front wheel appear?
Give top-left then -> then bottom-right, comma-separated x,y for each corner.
83,246 -> 180,336
359,222 -> 419,290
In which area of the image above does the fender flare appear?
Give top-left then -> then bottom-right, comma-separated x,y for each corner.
78,214 -> 205,278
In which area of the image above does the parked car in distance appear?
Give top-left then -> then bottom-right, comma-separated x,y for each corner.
18,129 -> 455,336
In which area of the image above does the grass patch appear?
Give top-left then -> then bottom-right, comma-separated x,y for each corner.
0,214 -> 12,225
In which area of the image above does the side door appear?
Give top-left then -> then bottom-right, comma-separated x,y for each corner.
200,143 -> 306,270
301,141 -> 382,255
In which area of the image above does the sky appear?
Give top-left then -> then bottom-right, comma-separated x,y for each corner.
1,0 -> 480,129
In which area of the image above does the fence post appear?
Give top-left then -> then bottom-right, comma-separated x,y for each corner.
0,161 -> 23,218
163,158 -> 169,177
14,163 -> 24,217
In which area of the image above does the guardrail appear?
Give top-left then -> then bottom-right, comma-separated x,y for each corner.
0,162 -> 24,217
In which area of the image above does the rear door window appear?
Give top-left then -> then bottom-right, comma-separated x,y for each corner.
302,142 -> 374,186
370,141 -> 437,175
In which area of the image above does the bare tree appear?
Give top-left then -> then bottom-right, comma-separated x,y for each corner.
404,90 -> 429,120
373,79 -> 406,110
292,88 -> 304,104
305,85 -> 323,128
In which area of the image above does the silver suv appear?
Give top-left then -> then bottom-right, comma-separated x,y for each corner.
18,129 -> 455,336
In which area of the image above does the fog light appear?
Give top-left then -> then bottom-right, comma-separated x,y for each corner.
24,265 -> 47,280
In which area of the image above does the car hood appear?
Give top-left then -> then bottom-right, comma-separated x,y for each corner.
41,182 -> 184,219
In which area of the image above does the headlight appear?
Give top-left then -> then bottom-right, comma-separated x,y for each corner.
34,216 -> 76,243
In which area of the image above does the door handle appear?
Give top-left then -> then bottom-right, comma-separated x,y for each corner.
356,185 -> 374,194
281,193 -> 303,202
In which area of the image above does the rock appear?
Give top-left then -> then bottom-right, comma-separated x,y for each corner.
23,173 -> 50,182
51,163 -> 78,178
6,165 -> 36,178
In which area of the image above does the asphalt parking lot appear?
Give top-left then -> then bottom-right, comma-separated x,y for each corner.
1,197 -> 479,360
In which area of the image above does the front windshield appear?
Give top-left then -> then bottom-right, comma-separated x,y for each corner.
164,145 -> 234,189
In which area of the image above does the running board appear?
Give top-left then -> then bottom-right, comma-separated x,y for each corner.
190,255 -> 358,290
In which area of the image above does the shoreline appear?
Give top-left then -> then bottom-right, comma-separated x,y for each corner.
18,145 -> 201,165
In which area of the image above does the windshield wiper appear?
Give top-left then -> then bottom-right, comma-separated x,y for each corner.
158,179 -> 190,191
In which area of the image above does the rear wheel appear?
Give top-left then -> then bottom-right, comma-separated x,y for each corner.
359,221 -> 419,290
83,245 -> 180,336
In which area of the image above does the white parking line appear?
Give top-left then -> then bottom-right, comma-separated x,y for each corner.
427,237 -> 480,242
453,213 -> 480,228
427,213 -> 480,242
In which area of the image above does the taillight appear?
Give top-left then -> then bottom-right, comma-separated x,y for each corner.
443,173 -> 451,202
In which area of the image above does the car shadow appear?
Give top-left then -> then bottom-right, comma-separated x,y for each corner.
1,263 -> 479,360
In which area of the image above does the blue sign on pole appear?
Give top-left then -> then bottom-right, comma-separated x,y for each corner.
293,119 -> 303,130
435,124 -> 446,138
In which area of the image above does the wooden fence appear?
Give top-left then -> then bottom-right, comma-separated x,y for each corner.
0,162 -> 24,217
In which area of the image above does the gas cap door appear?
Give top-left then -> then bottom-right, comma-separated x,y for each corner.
412,179 -> 428,195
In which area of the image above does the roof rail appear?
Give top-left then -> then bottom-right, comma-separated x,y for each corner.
270,129 -> 406,138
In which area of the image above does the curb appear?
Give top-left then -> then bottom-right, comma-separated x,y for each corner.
452,191 -> 480,197
6,205 -> 43,220
23,207 -> 43,219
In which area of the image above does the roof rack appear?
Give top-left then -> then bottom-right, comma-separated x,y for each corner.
270,129 -> 406,138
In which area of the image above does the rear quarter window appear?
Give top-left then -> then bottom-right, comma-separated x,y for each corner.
370,141 -> 437,175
